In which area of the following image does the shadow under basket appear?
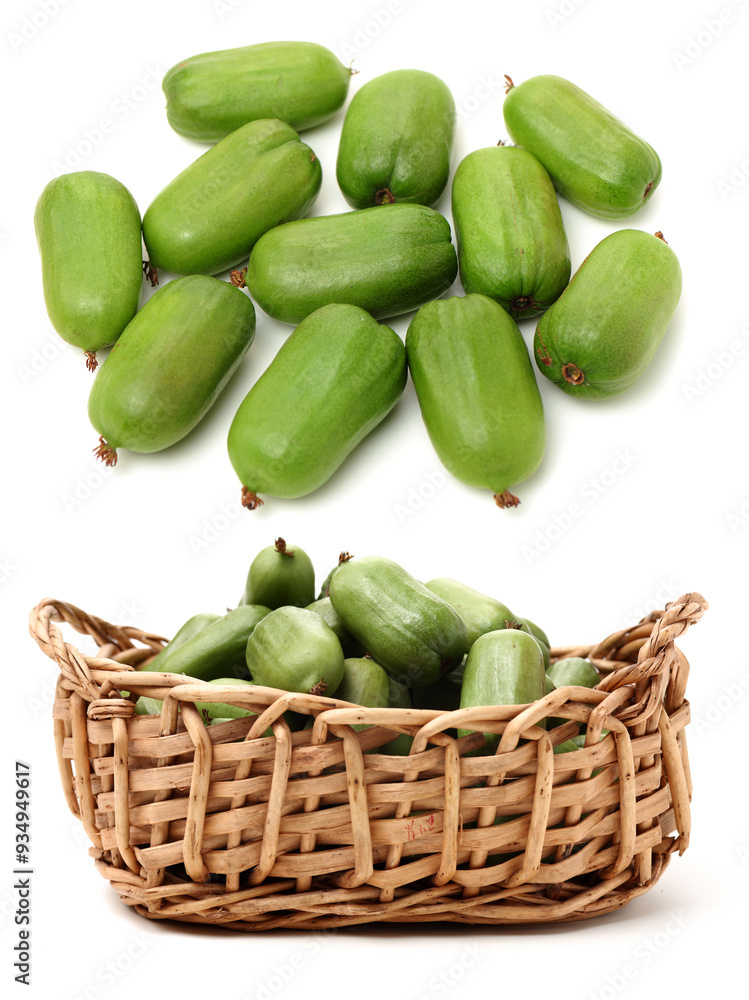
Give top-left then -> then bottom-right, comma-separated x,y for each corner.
28,593 -> 707,931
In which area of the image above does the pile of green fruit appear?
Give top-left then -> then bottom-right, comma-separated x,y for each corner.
34,41 -> 682,507
135,538 -> 603,756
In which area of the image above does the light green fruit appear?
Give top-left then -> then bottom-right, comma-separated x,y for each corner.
459,629 -> 546,754
534,229 -> 682,398
34,170 -> 143,368
142,119 -> 321,276
406,294 -> 545,507
239,538 -> 315,609
88,275 -> 255,461
451,144 -> 570,320
336,69 -> 455,209
227,303 -> 406,506
503,74 -> 661,219
245,606 -> 344,696
163,41 -> 353,140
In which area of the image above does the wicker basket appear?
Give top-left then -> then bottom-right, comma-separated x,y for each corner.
29,592 -> 706,930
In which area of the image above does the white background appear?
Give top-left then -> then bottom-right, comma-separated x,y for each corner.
1,0 -> 746,995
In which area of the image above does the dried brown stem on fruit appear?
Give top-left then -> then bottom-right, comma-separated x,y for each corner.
503,74 -> 515,93
143,260 -> 159,287
93,436 -> 117,467
494,490 -> 520,509
230,267 -> 247,288
309,680 -> 328,696
338,551 -> 354,565
375,188 -> 395,205
241,487 -> 264,510
275,537 -> 294,557
84,351 -> 98,373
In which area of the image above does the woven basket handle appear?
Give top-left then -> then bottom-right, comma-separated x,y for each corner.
28,598 -> 165,703
592,592 -> 708,693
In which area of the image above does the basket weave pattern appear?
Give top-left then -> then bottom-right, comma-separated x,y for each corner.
29,593 -> 706,930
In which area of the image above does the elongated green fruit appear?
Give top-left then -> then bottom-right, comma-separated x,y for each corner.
406,294 -> 545,508
89,275 -> 255,463
459,629 -> 546,753
329,555 -> 467,688
336,69 -> 455,209
306,598 -> 365,658
227,303 -> 406,507
534,229 -> 682,398
163,41 -> 352,140
335,657 -> 391,730
145,604 -> 270,680
246,607 -> 344,696
246,204 -> 457,325
424,577 -> 531,648
451,145 -> 570,320
142,119 -> 321,276
141,612 -> 221,673
503,74 -> 661,219
239,537 -> 315,609
34,170 -> 143,370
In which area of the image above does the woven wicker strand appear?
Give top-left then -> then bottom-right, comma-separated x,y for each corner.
29,592 -> 707,929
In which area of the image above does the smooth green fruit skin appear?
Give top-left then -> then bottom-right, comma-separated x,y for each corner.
163,41 -> 352,140
329,556 -> 467,688
196,677 -> 258,721
406,294 -> 545,498
240,540 -> 315,609
388,677 -> 412,709
459,629 -> 546,753
524,618 -> 550,650
34,171 -> 142,353
452,145 -> 570,320
227,303 -> 406,500
88,275 -> 255,454
246,203 -> 457,325
306,599 -> 366,658
503,74 -> 662,219
546,657 -> 600,689
335,657 -> 391,730
425,577 -> 530,649
317,555 -> 354,600
246,607 -> 344,696
141,613 -> 221,673
142,119 -> 322,276
147,604 -> 270,680
336,69 -> 455,210
534,229 -> 682,398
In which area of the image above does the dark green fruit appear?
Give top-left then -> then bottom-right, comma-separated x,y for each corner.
141,613 -> 221,673
144,604 -> 270,681
425,577 -> 531,648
